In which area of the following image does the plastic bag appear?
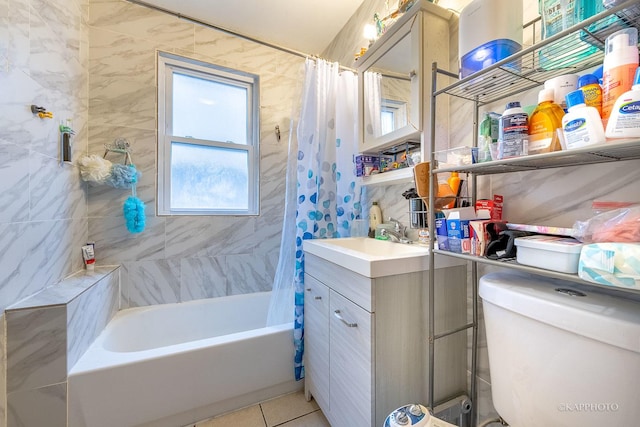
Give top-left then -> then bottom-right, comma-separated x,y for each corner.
572,204 -> 640,243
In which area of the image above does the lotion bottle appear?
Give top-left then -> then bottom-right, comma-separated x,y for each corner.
369,201 -> 382,231
602,28 -> 639,125
562,90 -> 606,149
605,66 -> 640,139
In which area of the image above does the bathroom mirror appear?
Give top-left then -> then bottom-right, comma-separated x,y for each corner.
358,12 -> 421,153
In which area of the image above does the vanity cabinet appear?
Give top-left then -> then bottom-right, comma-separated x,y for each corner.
303,251 -> 467,427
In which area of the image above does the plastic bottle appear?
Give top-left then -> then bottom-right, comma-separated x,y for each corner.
544,74 -> 579,112
444,172 -> 461,209
561,90 -> 606,149
538,0 -> 600,70
605,66 -> 640,139
577,74 -> 603,117
369,201 -> 382,231
602,28 -> 639,125
528,88 -> 565,155
498,101 -> 528,159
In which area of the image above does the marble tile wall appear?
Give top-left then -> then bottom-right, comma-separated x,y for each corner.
87,0 -> 304,308
4,267 -> 119,427
1,0 -> 89,425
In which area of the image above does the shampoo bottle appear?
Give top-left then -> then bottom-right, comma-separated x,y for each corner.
562,90 -> 606,149
605,66 -> 640,139
528,88 -> 565,154
602,28 -> 639,124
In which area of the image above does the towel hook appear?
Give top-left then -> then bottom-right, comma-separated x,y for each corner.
104,137 -> 133,165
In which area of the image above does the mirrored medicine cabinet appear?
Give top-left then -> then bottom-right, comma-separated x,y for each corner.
357,8 -> 422,154
356,0 -> 454,185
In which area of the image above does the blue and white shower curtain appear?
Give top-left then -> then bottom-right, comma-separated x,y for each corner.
293,58 -> 362,380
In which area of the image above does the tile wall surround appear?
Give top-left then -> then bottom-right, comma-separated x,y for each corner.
87,0 -> 304,309
1,0 -> 90,425
4,267 -> 119,427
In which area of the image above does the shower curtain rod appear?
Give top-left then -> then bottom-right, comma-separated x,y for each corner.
126,0 -> 356,72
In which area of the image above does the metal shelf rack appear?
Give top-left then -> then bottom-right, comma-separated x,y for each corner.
426,1 -> 640,425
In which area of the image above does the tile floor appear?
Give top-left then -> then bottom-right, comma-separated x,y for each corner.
188,390 -> 330,427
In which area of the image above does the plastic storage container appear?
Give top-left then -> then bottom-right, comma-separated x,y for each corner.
459,0 -> 523,78
515,235 -> 583,273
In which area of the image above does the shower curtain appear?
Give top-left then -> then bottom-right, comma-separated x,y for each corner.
363,71 -> 382,140
268,58 -> 362,381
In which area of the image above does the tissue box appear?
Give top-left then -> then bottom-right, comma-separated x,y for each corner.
475,195 -> 503,220
470,220 -> 509,257
578,243 -> 640,290
442,207 -> 476,253
435,217 -> 449,251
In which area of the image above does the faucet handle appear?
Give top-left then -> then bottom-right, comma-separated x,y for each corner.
388,217 -> 405,233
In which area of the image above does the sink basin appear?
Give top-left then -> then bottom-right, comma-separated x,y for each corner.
303,237 -> 432,278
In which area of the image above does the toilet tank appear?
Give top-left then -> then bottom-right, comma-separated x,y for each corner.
479,271 -> 640,427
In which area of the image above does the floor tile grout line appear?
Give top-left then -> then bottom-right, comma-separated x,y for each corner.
271,408 -> 323,427
259,402 -> 269,427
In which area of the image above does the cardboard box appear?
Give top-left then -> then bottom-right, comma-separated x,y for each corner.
476,194 -> 503,220
470,220 -> 509,257
354,155 -> 393,177
442,207 -> 476,254
435,217 -> 449,251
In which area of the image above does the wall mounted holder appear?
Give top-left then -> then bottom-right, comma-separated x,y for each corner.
59,121 -> 75,164
31,104 -> 53,119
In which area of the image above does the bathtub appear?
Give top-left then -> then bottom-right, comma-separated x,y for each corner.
68,291 -> 300,427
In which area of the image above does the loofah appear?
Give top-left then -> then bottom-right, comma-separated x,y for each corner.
123,196 -> 145,233
104,164 -> 141,189
78,155 -> 113,183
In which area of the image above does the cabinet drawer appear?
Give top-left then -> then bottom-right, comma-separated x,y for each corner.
305,253 -> 373,312
329,290 -> 373,426
303,274 -> 330,411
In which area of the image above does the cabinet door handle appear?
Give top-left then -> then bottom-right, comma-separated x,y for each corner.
334,310 -> 357,328
305,288 -> 322,300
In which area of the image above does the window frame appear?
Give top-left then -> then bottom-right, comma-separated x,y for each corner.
157,51 -> 260,216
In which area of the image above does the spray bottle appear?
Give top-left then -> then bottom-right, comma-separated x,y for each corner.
602,28 -> 639,125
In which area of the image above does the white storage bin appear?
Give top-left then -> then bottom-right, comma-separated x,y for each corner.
515,235 -> 583,274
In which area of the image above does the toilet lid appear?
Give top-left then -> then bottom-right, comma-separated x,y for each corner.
479,271 -> 640,353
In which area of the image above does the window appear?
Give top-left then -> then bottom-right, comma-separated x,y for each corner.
157,52 -> 260,215
380,98 -> 408,135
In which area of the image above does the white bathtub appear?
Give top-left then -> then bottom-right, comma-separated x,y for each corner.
68,291 -> 300,427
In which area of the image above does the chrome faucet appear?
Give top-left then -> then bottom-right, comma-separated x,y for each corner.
381,217 -> 410,243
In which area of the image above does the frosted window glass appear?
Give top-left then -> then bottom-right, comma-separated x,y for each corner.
170,142 -> 249,210
173,73 -> 248,144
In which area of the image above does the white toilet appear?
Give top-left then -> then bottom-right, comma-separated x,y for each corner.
479,271 -> 640,427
